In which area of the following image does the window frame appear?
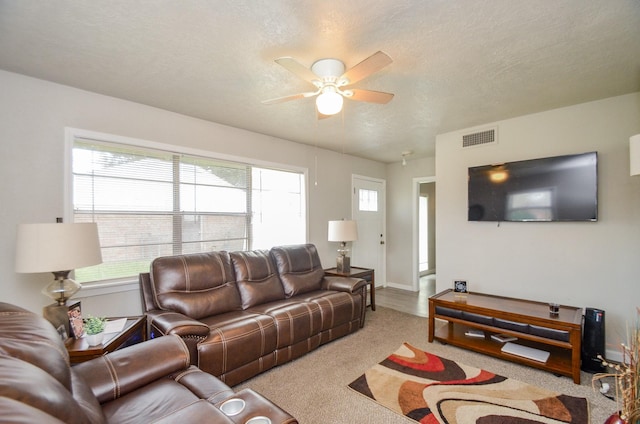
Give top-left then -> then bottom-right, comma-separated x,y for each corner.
64,127 -> 309,295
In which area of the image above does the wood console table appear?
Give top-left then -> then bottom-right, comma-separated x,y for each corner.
428,289 -> 583,383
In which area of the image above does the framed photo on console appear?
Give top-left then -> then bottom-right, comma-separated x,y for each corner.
68,301 -> 84,339
453,280 -> 468,302
453,280 -> 468,293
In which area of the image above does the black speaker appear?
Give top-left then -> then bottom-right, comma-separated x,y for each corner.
581,307 -> 605,373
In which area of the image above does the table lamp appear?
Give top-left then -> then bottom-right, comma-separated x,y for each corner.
328,220 -> 358,273
15,222 -> 102,332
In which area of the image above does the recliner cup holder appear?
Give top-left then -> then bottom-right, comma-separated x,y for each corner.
220,398 -> 246,416
246,417 -> 271,424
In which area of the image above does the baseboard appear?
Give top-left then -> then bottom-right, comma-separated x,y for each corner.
604,347 -> 622,364
384,281 -> 419,292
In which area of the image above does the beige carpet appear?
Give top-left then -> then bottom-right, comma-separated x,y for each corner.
236,307 -> 616,423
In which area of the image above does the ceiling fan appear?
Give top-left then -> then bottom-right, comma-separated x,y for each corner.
262,51 -> 394,117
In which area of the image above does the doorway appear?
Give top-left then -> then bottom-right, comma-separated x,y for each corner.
351,175 -> 386,287
413,177 -> 435,293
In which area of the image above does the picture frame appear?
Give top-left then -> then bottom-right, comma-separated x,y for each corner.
453,280 -> 468,303
55,324 -> 68,341
453,280 -> 468,293
67,301 -> 84,339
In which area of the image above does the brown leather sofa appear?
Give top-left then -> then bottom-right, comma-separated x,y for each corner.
0,302 -> 297,424
140,244 -> 367,386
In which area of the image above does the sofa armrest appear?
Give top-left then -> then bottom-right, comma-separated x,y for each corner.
170,366 -> 234,403
73,335 -> 191,404
321,276 -> 367,293
146,310 -> 210,338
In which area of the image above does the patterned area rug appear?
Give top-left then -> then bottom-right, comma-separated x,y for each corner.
348,343 -> 589,424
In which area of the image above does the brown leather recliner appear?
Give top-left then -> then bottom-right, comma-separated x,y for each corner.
140,244 -> 367,386
0,302 -> 297,424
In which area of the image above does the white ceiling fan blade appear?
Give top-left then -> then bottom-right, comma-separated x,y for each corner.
262,91 -> 318,105
339,51 -> 392,86
348,89 -> 394,104
275,57 -> 321,84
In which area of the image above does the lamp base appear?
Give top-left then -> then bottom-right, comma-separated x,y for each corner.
43,303 -> 70,339
336,255 -> 351,273
44,271 -> 81,306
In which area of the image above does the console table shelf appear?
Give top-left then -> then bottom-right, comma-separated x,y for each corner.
428,289 -> 582,383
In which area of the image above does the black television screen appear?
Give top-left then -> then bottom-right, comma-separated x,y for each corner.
468,152 -> 598,222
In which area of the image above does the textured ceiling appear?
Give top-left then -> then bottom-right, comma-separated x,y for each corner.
1,0 -> 639,163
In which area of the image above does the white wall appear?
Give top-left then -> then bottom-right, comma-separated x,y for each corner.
436,93 -> 640,358
386,157 -> 436,289
0,70 -> 385,316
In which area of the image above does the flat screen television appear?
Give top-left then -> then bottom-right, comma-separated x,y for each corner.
468,152 -> 598,222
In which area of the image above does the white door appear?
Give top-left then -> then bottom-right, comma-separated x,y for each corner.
351,175 -> 385,286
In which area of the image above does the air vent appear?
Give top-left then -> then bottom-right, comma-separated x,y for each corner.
462,127 -> 497,148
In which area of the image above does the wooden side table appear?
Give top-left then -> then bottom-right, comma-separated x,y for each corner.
66,316 -> 146,364
324,267 -> 375,311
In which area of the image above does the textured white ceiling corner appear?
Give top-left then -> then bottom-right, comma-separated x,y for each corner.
0,0 -> 639,163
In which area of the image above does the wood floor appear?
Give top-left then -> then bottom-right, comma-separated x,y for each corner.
374,274 -> 436,317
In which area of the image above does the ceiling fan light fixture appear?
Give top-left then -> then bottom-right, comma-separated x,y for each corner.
316,89 -> 343,115
401,150 -> 412,166
264,51 -> 393,117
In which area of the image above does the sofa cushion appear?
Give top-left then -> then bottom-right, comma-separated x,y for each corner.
100,378 -> 222,424
299,290 -> 362,331
0,355 -> 94,424
230,250 -> 286,309
150,251 -> 242,319
270,244 -> 325,297
248,299 -> 322,348
0,397 -> 67,424
0,304 -> 72,391
198,311 -> 278,379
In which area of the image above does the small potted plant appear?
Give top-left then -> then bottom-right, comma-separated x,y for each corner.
84,315 -> 107,346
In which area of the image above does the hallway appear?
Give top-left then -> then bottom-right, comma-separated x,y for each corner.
375,274 -> 436,317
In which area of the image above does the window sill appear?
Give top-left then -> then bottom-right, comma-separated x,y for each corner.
77,278 -> 139,298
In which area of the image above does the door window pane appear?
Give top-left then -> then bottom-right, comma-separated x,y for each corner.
359,189 -> 378,212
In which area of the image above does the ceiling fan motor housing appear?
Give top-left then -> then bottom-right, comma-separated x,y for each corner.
311,58 -> 346,80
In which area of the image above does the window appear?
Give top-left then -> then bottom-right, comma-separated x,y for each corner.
358,189 -> 378,212
71,136 -> 306,283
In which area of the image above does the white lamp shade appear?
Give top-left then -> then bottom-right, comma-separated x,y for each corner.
15,223 -> 102,273
631,134 -> 640,176
328,220 -> 358,242
316,91 -> 343,116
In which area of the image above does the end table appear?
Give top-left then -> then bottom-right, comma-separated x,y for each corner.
66,316 -> 146,364
324,266 -> 375,311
